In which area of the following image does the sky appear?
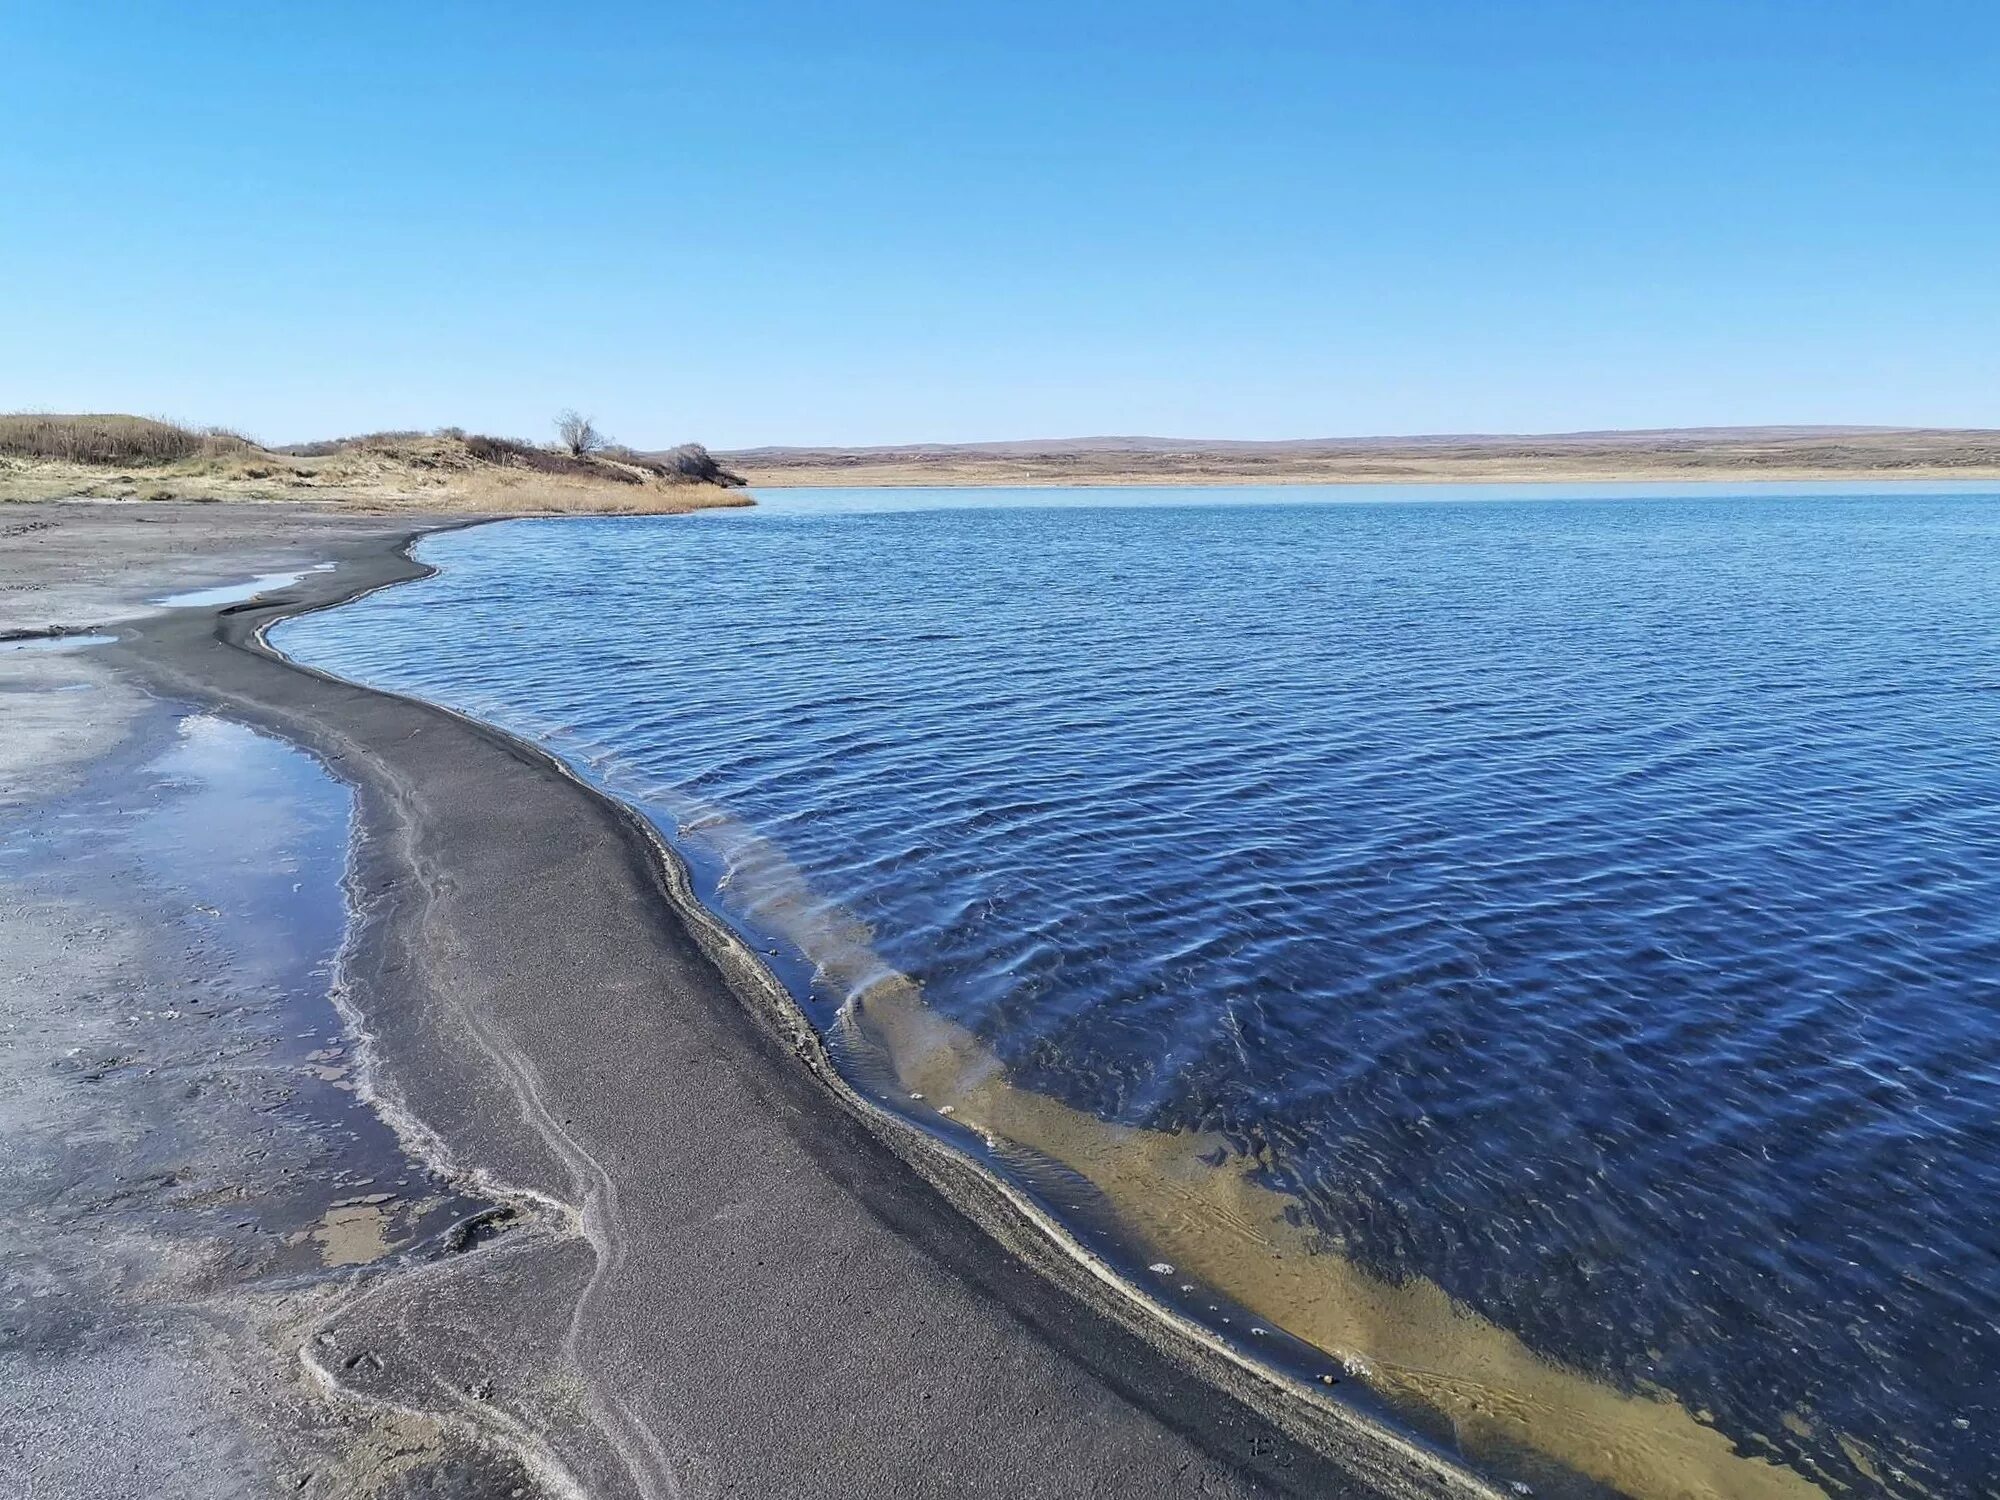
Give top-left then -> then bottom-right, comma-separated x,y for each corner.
3,1 -> 1996,448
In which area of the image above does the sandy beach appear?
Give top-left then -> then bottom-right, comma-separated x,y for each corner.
1,502 -> 1480,1498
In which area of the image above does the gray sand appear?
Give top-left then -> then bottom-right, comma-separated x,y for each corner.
0,501 -> 429,635
1,503 -> 1480,1498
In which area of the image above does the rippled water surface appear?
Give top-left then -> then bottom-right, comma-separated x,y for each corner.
279,486 -> 2000,1497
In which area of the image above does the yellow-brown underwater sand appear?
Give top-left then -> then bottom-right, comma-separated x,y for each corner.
846,977 -> 1832,1500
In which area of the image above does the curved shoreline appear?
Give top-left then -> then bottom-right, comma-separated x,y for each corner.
98,514 -> 1492,1497
277,532 -> 1502,1493
264,519 -> 1848,1500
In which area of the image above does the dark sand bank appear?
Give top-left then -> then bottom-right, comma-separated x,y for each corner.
2,504 -> 1482,1497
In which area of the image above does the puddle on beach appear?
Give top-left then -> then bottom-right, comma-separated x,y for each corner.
128,711 -> 478,1264
152,561 -> 334,608
4,703 -> 479,1286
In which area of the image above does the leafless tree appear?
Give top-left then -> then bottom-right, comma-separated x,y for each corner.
555,409 -> 606,457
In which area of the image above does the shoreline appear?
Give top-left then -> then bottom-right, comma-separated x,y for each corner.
265,531 -> 1499,1493
249,529 -> 1491,1496
3,503 -> 1483,1497
285,519 -> 1842,1500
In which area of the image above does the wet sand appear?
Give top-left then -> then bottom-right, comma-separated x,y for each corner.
1,503 -> 1482,1497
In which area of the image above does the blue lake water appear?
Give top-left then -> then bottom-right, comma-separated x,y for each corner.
276,485 -> 2000,1498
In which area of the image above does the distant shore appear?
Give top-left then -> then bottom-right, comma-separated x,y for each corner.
723,424 -> 2000,487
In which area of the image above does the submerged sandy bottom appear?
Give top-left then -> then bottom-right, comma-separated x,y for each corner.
853,973 -> 1835,1500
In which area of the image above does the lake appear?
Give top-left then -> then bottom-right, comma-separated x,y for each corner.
276,484 -> 2000,1498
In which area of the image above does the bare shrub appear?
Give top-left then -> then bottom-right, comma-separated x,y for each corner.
555,409 -> 607,457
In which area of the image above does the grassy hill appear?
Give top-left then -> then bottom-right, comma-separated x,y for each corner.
0,415 -> 751,513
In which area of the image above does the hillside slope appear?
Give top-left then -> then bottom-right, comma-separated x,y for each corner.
1,416 -> 751,513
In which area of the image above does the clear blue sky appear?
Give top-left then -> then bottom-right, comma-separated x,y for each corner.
4,1 -> 1995,448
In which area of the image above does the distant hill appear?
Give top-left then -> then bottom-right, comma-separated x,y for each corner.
0,415 -> 749,513
722,426 -> 2000,486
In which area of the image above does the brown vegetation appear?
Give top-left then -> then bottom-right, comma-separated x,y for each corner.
0,415 -> 751,514
624,442 -> 741,486
0,413 -> 256,467
724,426 -> 2000,487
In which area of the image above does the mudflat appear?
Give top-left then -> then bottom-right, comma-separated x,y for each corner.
0,503 -> 1476,1498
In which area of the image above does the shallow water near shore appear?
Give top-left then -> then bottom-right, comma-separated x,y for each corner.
276,483 -> 2000,1497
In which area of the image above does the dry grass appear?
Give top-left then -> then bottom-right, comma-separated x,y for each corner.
278,429 -> 429,458
0,416 -> 752,515
0,413 -> 255,466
